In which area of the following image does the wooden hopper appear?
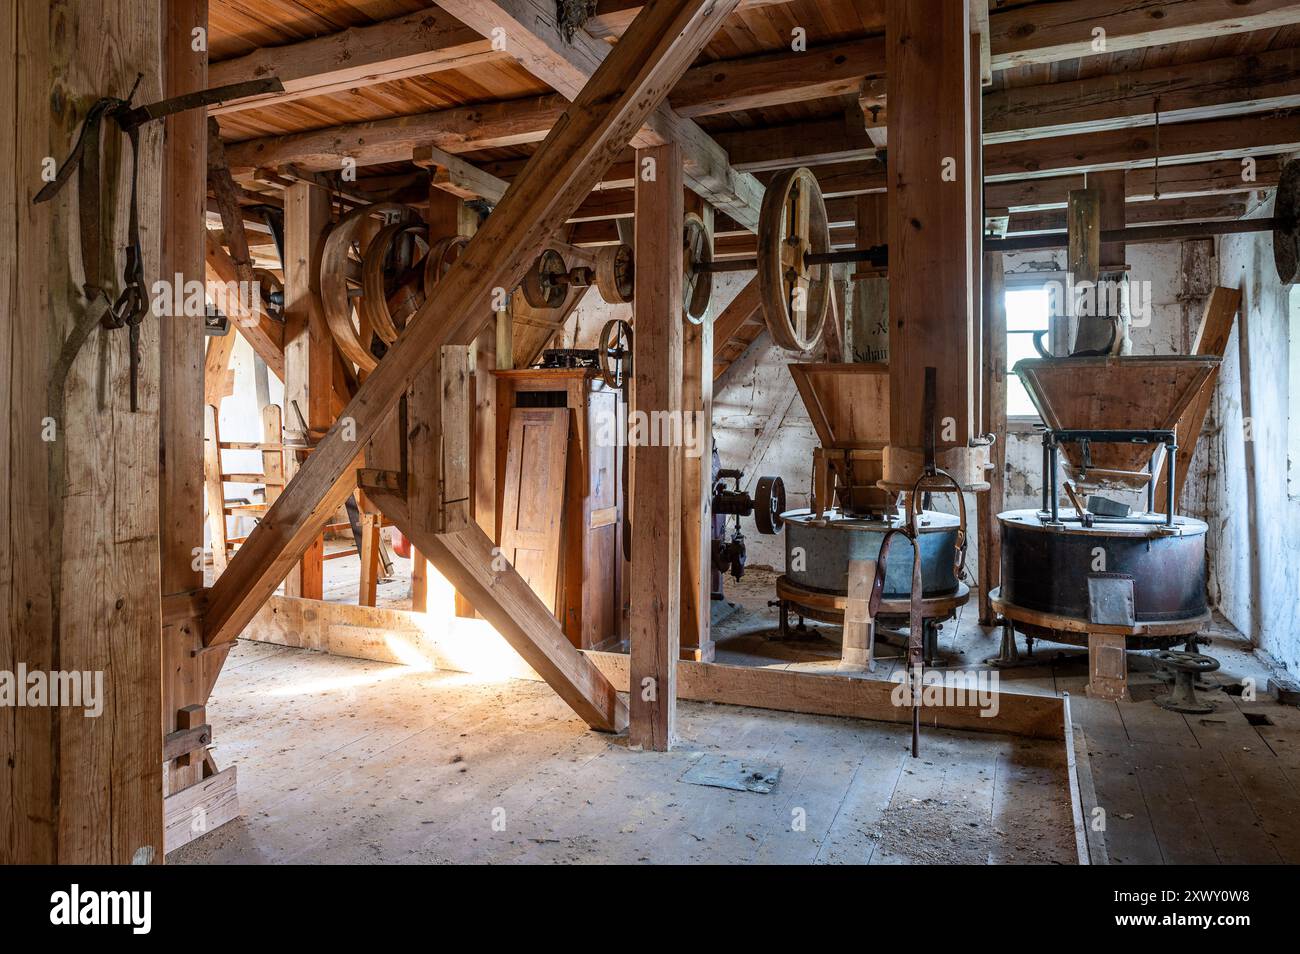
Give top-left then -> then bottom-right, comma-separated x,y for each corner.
1015,356 -> 1220,491
787,362 -> 891,514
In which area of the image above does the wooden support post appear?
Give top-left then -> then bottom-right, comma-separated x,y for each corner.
418,189 -> 483,614
841,559 -> 877,671
202,0 -> 742,660
3,0 -> 166,862
978,253 -> 1007,625
630,143 -> 684,750
162,0 -> 210,600
681,196 -> 714,663
283,181 -> 332,599
358,513 -> 381,607
159,0 -> 218,815
883,0 -> 983,488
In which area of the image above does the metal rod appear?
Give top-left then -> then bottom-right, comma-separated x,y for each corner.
1165,442 -> 1177,528
1147,454 -> 1156,514
1041,435 -> 1051,515
988,217 -> 1279,254
1049,441 -> 1060,524
699,244 -> 888,274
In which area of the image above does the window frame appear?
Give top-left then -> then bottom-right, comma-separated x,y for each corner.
1002,271 -> 1065,426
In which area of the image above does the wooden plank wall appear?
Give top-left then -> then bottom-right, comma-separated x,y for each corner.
2,0 -> 164,862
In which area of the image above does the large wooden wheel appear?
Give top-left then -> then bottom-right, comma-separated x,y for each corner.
360,219 -> 428,344
681,212 -> 713,323
757,167 -> 831,351
320,201 -> 413,374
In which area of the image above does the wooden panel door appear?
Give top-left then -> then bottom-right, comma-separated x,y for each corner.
499,407 -> 570,611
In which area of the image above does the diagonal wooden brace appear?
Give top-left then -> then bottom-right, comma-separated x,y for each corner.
202,0 -> 741,661
370,489 -> 628,732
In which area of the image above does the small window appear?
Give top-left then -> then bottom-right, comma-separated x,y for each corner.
1004,277 -> 1056,421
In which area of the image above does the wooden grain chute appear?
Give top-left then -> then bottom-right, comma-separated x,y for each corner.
1015,355 -> 1221,489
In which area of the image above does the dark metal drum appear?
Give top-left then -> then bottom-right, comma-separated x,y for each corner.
782,509 -> 961,600
998,509 -> 1208,623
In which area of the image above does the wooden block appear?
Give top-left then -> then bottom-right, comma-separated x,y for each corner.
164,767 -> 239,855
1085,632 -> 1130,702
841,558 -> 877,671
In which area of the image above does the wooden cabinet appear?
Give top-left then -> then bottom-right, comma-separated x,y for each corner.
493,369 -> 624,649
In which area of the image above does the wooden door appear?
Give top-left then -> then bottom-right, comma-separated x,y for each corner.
499,407 -> 570,611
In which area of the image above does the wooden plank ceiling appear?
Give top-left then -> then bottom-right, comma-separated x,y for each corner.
205,0 -> 1300,361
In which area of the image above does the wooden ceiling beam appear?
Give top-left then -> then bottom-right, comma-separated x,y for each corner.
985,45 -> 1300,142
718,110 -> 1300,176
986,110 -> 1300,180
1008,194 -> 1250,235
208,9 -> 504,116
584,0 -> 808,40
223,94 -> 566,178
436,0 -> 765,229
986,156 -> 1283,210
989,0 -> 1300,71
671,35 -> 885,117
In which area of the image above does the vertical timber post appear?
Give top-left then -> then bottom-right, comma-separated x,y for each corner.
282,182 -> 332,599
630,143 -> 684,751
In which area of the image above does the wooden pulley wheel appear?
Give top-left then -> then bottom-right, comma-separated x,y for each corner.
1275,159 -> 1300,283
360,219 -> 428,344
595,243 -> 635,304
752,475 -> 787,535
758,167 -> 831,351
597,317 -> 633,390
423,235 -> 469,295
682,212 -> 713,324
252,268 -> 284,321
320,201 -> 413,374
522,248 -> 568,309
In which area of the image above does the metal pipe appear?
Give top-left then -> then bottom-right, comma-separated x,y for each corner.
1147,454 -> 1156,514
698,244 -> 888,274
1049,441 -> 1060,524
1041,435 -> 1051,515
987,217 -> 1280,254
1165,442 -> 1177,528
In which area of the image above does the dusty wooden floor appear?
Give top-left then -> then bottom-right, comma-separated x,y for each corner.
197,556 -> 1299,865
718,567 -> 1300,865
171,638 -> 1074,865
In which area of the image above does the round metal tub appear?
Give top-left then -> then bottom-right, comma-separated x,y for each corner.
782,509 -> 961,600
997,509 -> 1208,623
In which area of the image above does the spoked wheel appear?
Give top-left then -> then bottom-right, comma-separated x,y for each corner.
598,317 -> 633,390
757,167 -> 831,351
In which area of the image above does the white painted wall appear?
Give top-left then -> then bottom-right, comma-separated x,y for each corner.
1209,191 -> 1300,678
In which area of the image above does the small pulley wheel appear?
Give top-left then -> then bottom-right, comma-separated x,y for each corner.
598,317 -> 633,390
682,212 -> 713,324
753,475 -> 787,534
522,248 -> 568,309
595,243 -> 635,304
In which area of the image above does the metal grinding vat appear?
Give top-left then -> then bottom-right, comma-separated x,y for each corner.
772,364 -> 969,655
989,356 -> 1219,701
